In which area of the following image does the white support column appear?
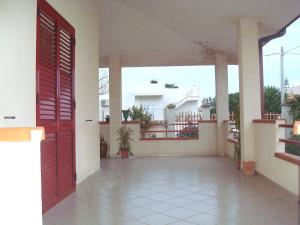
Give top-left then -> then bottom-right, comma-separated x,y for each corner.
238,19 -> 261,165
109,56 -> 122,155
215,53 -> 229,156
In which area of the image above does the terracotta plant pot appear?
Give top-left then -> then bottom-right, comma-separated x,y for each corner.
100,142 -> 107,158
243,161 -> 255,175
121,150 -> 129,158
236,160 -> 241,170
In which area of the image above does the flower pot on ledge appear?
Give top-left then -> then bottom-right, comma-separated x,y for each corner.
236,160 -> 241,170
100,142 -> 108,158
122,110 -> 130,121
243,161 -> 255,175
120,150 -> 129,158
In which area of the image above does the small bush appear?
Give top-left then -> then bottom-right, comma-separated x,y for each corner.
286,94 -> 300,121
129,105 -> 152,130
285,135 -> 300,156
166,103 -> 176,109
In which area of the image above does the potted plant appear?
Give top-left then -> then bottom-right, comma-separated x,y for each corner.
122,109 -> 130,121
166,103 -> 176,109
105,115 -> 110,123
233,104 -> 241,170
234,136 -> 241,170
233,104 -> 255,174
100,134 -> 108,158
129,105 -> 152,131
116,125 -> 134,158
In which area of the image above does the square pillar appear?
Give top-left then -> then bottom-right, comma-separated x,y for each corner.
109,56 -> 122,155
215,53 -> 229,156
238,19 -> 261,165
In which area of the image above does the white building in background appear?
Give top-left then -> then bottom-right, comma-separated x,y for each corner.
99,99 -> 110,121
288,84 -> 300,95
99,82 -> 200,121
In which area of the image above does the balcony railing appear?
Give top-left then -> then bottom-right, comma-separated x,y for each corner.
278,123 -> 300,156
227,121 -> 239,143
140,122 -> 199,140
264,112 -> 281,120
176,112 -> 201,122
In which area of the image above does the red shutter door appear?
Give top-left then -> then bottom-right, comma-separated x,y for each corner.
57,27 -> 76,197
37,0 -> 76,213
37,8 -> 59,211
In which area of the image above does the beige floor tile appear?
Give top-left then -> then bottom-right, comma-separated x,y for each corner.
168,220 -> 196,225
163,197 -> 196,207
43,157 -> 299,225
184,213 -> 220,225
184,201 -> 216,212
123,206 -> 155,219
136,213 -> 178,225
125,196 -> 156,206
162,207 -> 199,219
141,202 -> 176,212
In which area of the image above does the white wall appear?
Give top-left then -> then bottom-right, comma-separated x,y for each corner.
0,0 -> 37,127
47,0 -> 100,182
143,124 -> 167,138
238,19 -> 261,162
175,101 -> 198,115
104,122 -> 218,156
135,96 -> 164,120
0,129 -> 44,225
254,121 -> 298,195
0,0 -> 100,183
121,85 -> 199,121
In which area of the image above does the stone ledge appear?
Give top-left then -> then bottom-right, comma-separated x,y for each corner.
0,127 -> 45,142
275,152 -> 300,166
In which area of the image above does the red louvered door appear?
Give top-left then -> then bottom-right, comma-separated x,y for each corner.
36,0 -> 76,213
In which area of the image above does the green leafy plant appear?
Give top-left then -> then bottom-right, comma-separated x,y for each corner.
116,125 -> 134,154
285,135 -> 300,156
129,105 -> 152,130
264,86 -> 281,113
202,97 -> 215,114
166,103 -> 176,109
284,94 -> 300,156
233,103 -> 241,162
176,122 -> 198,138
286,94 -> 300,121
229,92 -> 240,113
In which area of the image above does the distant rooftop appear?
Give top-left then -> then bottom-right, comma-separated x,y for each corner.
288,85 -> 300,95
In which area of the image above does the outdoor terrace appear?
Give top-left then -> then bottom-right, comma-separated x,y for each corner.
43,157 -> 299,225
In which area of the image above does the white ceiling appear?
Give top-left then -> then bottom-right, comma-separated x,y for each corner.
98,0 -> 300,67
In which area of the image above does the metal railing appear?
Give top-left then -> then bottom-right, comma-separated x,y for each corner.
264,112 -> 281,120
140,122 -> 199,140
227,121 -> 239,143
176,112 -> 201,122
278,123 -> 300,156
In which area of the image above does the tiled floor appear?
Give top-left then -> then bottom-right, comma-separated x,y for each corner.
43,157 -> 300,225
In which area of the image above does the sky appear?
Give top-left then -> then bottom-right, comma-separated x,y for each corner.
100,18 -> 300,101
263,18 -> 300,88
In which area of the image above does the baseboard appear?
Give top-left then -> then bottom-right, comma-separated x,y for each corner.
77,164 -> 100,184
255,171 -> 298,200
130,152 -> 218,157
